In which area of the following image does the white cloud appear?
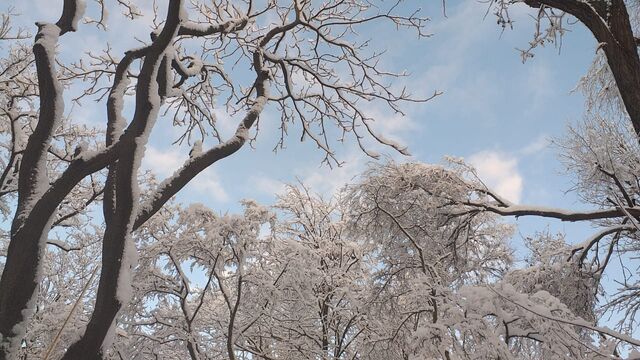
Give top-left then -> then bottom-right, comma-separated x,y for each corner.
364,106 -> 416,146
298,151 -> 368,196
468,150 -> 523,203
213,109 -> 239,139
191,169 -> 230,203
142,146 -> 183,177
520,133 -> 550,156
142,145 -> 229,203
251,175 -> 287,196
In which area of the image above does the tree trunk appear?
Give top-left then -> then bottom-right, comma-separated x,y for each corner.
61,217 -> 131,359
0,217 -> 54,359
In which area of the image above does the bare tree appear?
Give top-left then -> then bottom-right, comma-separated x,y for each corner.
0,1 -> 429,358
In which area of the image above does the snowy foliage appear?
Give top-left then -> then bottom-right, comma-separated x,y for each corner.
88,163 -> 640,359
0,1 -> 432,357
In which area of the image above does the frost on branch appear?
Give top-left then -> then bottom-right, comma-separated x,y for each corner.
7,159 -> 637,359
505,232 -> 599,322
344,161 -> 514,286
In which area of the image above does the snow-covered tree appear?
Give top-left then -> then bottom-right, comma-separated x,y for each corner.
452,103 -> 640,342
0,9 -> 108,359
342,161 -> 640,359
0,1 -> 429,358
259,185 -> 371,359
118,186 -> 372,359
477,0 -> 640,351
117,200 -> 274,359
12,158 -> 639,359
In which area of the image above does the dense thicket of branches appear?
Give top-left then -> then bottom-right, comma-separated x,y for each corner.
0,0 -> 431,358
12,161 -> 640,359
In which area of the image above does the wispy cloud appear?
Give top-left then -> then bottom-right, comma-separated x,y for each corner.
191,170 -> 230,203
520,133 -> 551,156
251,175 -> 287,196
362,104 -> 417,147
468,150 -> 523,203
142,145 -> 229,203
297,151 -> 368,196
142,146 -> 183,178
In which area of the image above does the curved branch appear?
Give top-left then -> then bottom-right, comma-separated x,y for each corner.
464,201 -> 640,222
133,51 -> 270,230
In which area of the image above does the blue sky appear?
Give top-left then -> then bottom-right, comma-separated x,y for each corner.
8,0 -> 601,260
